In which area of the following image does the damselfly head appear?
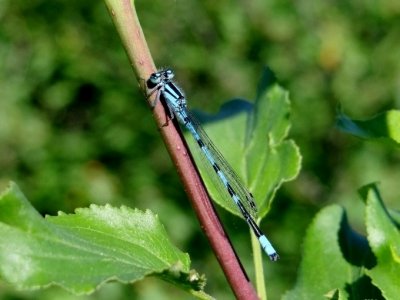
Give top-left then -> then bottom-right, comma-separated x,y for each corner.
148,69 -> 174,85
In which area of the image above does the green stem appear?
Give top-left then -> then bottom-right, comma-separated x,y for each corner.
251,223 -> 267,300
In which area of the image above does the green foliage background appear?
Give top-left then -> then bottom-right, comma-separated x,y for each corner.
1,0 -> 399,299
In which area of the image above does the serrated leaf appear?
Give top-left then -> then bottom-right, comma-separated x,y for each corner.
186,68 -> 301,220
336,110 -> 400,146
358,183 -> 400,299
0,182 -> 208,297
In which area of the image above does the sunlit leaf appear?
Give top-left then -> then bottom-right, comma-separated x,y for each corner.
283,205 -> 382,300
0,182 -> 209,298
186,68 -> 301,220
336,110 -> 400,146
283,205 -> 350,299
359,183 -> 400,300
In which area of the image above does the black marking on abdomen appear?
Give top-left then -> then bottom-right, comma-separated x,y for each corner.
246,214 -> 262,238
197,139 -> 205,148
212,163 -> 220,173
227,183 -> 235,197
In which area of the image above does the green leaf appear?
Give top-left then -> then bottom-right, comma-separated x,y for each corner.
0,182 -> 209,298
359,183 -> 400,300
336,110 -> 400,146
283,205 -> 383,300
283,205 -> 350,300
186,68 -> 301,219
248,77 -> 301,217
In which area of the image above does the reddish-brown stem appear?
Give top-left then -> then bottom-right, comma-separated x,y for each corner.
104,1 -> 259,299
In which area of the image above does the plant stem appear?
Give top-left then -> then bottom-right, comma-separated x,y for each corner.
103,0 -> 259,298
251,224 -> 267,300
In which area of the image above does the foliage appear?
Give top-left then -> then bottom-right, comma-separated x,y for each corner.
0,182 -> 210,299
284,183 -> 399,300
187,68 -> 301,220
337,110 -> 400,146
1,0 -> 400,299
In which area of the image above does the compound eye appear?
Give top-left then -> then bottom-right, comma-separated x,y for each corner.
165,69 -> 175,80
149,72 -> 161,84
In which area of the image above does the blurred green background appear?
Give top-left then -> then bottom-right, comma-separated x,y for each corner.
1,0 -> 399,299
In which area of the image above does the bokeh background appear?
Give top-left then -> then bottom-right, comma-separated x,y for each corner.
1,0 -> 400,299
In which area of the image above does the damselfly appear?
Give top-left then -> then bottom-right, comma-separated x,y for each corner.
147,69 -> 278,261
